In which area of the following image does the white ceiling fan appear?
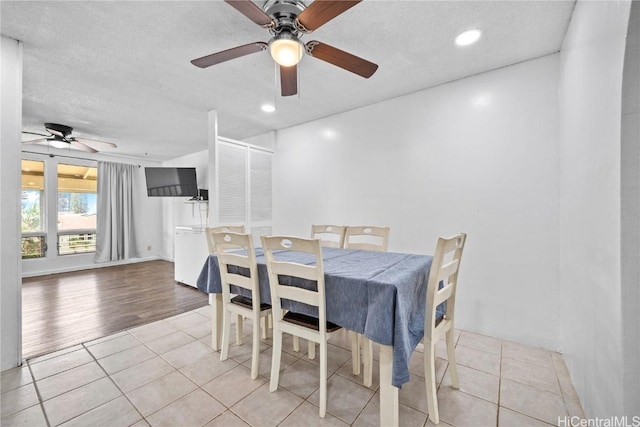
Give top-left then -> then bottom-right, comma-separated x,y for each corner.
191,0 -> 378,97
22,123 -> 117,154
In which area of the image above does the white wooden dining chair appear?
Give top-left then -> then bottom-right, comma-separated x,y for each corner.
423,233 -> 467,424
344,225 -> 390,387
344,225 -> 390,252
214,231 -> 271,380
205,225 -> 246,255
261,235 -> 341,418
206,225 -> 253,343
311,224 -> 347,248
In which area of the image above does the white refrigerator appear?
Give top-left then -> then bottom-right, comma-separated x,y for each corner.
174,225 -> 209,288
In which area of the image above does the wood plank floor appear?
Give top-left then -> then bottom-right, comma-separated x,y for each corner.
22,260 -> 208,359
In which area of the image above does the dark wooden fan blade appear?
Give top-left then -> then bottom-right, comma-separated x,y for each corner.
191,42 -> 268,68
296,0 -> 361,32
72,137 -> 117,149
280,65 -> 298,96
306,41 -> 378,78
22,138 -> 51,145
70,140 -> 98,153
22,131 -> 49,137
225,0 -> 275,28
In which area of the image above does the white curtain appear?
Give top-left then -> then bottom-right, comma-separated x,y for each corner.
95,161 -> 140,262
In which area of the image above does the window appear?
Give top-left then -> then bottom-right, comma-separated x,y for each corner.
21,160 -> 46,258
57,164 -> 97,255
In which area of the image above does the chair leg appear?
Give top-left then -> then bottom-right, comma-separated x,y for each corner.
220,309 -> 231,361
446,328 -> 459,389
351,331 -> 361,375
424,341 -> 439,424
308,340 -> 315,360
362,336 -> 373,387
261,316 -> 267,339
211,295 -> 223,351
319,339 -> 327,418
293,335 -> 300,352
250,315 -> 260,380
270,327 -> 283,392
236,315 -> 243,345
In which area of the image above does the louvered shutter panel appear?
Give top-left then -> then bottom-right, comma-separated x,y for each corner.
217,142 -> 247,223
249,149 -> 272,223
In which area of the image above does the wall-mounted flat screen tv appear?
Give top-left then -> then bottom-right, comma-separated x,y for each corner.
144,167 -> 198,197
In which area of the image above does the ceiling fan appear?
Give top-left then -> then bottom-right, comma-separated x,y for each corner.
191,0 -> 378,97
22,123 -> 117,154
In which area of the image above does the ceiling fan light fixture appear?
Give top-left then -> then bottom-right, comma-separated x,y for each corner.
270,33 -> 303,66
50,139 -> 68,149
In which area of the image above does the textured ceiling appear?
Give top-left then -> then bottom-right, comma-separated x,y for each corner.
2,0 -> 575,161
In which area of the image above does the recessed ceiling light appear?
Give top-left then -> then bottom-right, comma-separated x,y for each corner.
261,104 -> 276,113
322,129 -> 336,139
472,93 -> 492,107
455,29 -> 482,47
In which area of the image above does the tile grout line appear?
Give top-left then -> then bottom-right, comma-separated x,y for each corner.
496,340 -> 503,426
101,331 -> 229,424
432,333 -> 509,420
25,359 -> 53,427
76,340 -> 150,426
274,389 -> 308,426
326,362 -> 376,425
26,344 -> 127,414
497,344 -> 563,426
327,371 -> 366,426
25,344 -> 85,366
134,321 -> 259,425
454,339 -> 570,404
550,353 -> 572,418
350,387 -> 378,426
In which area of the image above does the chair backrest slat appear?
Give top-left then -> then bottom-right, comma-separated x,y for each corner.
224,273 -> 254,292
434,283 -> 454,306
269,261 -> 319,282
437,259 -> 460,282
344,226 -> 390,252
222,252 -> 252,269
277,285 -> 320,308
311,225 -> 346,248
206,225 -> 246,254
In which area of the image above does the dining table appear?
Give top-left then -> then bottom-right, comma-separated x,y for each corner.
196,246 -> 434,427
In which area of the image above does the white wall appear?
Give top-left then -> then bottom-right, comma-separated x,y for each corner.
244,131 -> 276,151
161,149 -> 210,260
20,150 -> 164,277
1,36 -> 24,370
271,55 -> 562,350
558,0 -> 631,418
621,1 -> 640,416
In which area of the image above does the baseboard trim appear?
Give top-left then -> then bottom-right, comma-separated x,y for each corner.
21,256 -> 167,278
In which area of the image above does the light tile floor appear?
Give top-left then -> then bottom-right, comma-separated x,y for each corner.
1,306 -> 585,427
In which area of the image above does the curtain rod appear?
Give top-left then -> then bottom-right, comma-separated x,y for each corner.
22,150 -> 141,167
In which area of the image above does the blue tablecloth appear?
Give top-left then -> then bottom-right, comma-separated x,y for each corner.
196,247 -> 433,388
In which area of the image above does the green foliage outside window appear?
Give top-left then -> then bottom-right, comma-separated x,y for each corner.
21,203 -> 41,233
21,236 -> 45,258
